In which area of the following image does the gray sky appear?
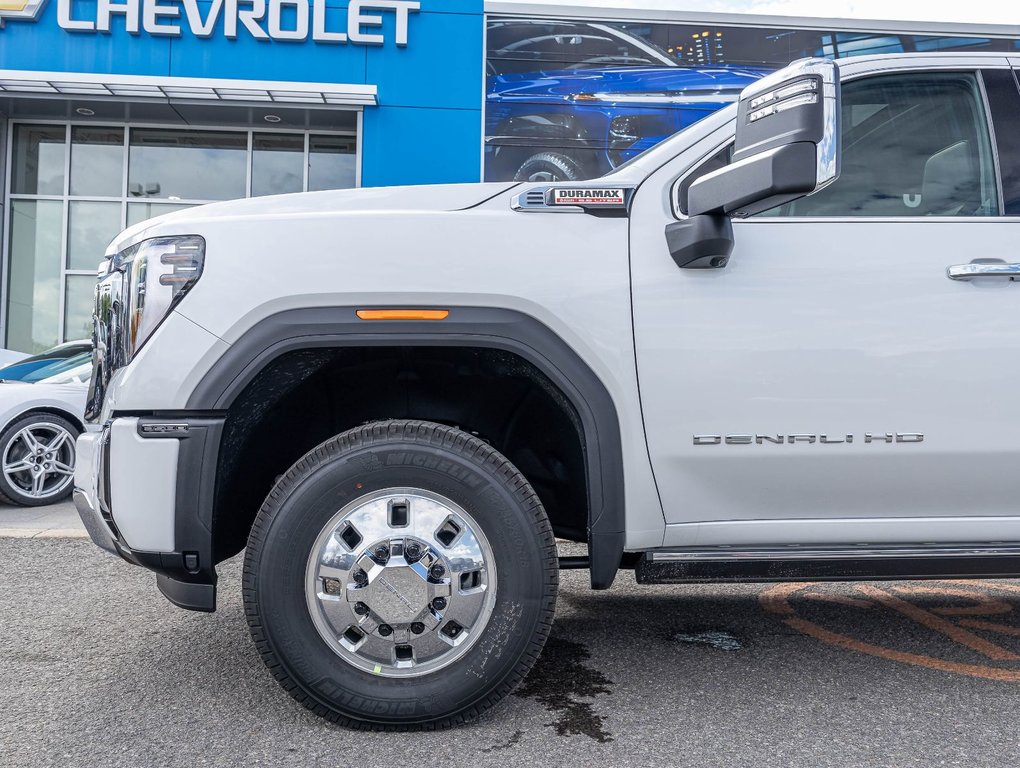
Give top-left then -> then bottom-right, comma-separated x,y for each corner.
497,0 -> 1020,25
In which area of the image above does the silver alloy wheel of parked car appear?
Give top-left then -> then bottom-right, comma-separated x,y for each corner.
305,487 -> 497,678
2,421 -> 76,501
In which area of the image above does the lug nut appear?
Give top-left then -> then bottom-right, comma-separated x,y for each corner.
374,544 -> 390,560
429,564 -> 446,580
432,597 -> 447,611
353,601 -> 369,616
410,622 -> 425,635
323,578 -> 342,596
404,542 -> 422,560
353,569 -> 368,586
378,624 -> 393,637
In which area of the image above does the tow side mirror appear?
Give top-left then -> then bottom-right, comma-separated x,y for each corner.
688,58 -> 841,218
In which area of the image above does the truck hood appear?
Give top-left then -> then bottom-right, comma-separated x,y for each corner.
488,66 -> 771,102
110,182 -> 520,254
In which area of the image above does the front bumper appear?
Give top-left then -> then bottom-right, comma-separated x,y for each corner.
73,416 -> 225,612
73,428 -> 117,556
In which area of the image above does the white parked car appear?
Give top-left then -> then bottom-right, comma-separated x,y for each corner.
0,350 -> 90,506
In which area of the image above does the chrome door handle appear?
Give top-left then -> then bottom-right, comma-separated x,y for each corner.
947,261 -> 1020,281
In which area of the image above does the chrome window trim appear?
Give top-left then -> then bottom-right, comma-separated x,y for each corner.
977,70 -> 1007,215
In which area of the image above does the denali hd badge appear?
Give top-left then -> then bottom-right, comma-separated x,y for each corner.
550,188 -> 627,207
693,433 -> 925,445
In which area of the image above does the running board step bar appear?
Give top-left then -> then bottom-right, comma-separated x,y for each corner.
636,545 -> 1020,584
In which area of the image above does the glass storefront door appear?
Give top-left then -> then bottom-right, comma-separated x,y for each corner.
3,122 -> 358,353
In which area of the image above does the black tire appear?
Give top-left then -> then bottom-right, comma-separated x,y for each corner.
513,151 -> 586,182
0,412 -> 79,507
243,420 -> 558,730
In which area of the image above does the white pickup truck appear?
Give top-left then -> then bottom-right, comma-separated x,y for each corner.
74,52 -> 1020,729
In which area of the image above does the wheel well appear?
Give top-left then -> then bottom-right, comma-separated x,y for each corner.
211,346 -> 589,563
17,407 -> 84,433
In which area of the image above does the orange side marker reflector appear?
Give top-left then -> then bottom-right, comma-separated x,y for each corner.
356,309 -> 449,321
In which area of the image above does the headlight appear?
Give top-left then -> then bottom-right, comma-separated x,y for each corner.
114,235 -> 205,359
610,116 -> 640,142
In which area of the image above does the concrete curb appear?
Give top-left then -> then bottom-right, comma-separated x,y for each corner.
0,527 -> 89,539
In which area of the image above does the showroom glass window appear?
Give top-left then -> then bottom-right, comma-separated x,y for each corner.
4,124 -> 357,353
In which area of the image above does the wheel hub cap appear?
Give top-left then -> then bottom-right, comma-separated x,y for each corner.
359,545 -> 431,625
305,488 -> 497,678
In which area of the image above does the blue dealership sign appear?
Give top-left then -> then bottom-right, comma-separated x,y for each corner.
0,0 -> 485,186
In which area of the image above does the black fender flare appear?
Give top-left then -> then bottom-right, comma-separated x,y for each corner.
186,306 -> 625,589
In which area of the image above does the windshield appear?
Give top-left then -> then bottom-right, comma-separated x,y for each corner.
0,341 -> 91,381
20,351 -> 93,384
37,360 -> 92,385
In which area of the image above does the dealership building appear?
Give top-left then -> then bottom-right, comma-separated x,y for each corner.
0,0 -> 1017,353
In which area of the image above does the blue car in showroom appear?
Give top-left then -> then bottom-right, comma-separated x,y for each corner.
485,20 -> 771,181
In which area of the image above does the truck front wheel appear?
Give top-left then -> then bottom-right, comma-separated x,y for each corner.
243,420 -> 558,729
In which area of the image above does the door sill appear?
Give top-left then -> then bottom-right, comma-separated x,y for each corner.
636,543 -> 1020,584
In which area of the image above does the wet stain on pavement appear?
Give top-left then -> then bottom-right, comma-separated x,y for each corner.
673,630 -> 742,651
481,729 -> 525,753
515,635 -> 614,743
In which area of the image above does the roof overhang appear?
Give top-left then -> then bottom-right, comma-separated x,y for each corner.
485,2 -> 1020,37
0,70 -> 377,109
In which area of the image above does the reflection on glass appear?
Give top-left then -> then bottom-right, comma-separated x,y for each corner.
70,127 -> 125,197
126,202 -> 194,228
64,275 -> 96,343
12,125 -> 66,196
68,201 -> 122,270
6,201 -> 63,353
252,133 -> 304,197
129,129 -> 247,201
308,135 -> 357,192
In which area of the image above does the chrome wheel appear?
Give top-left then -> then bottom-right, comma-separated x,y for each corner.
2,422 -> 75,500
305,488 -> 497,678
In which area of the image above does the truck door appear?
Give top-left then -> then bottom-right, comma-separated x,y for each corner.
629,65 -> 1020,547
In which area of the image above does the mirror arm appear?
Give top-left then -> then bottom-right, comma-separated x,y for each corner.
687,142 -> 818,218
665,215 -> 734,270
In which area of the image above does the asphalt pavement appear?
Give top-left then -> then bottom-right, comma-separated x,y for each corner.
5,528 -> 1020,768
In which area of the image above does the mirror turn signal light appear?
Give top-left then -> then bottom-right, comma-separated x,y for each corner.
356,309 -> 450,321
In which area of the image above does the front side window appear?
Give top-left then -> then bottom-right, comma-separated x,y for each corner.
769,72 -> 999,217
677,71 -> 1000,219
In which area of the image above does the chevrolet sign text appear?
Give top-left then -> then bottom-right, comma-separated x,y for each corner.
51,0 -> 420,45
